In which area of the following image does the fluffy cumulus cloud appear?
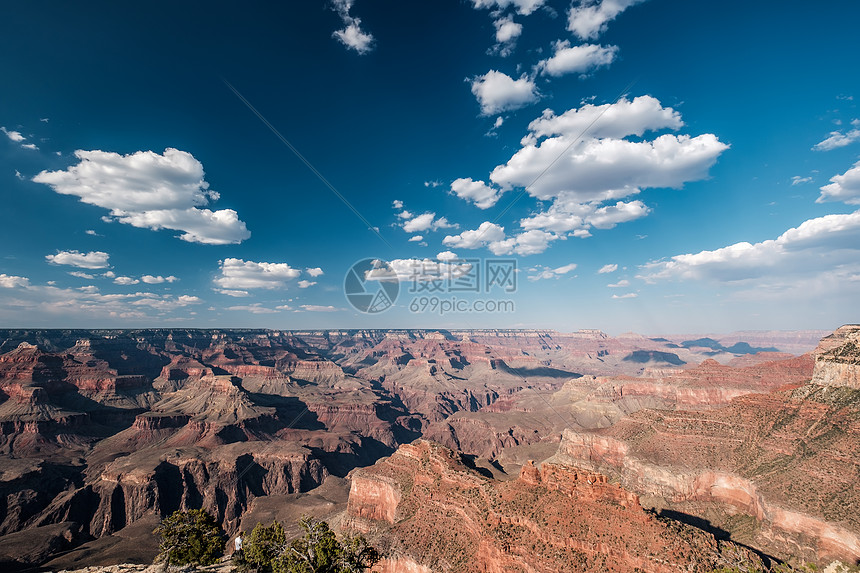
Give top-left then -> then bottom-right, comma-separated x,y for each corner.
471,70 -> 539,116
306,267 -> 324,277
488,229 -> 558,255
495,16 -> 522,43
450,178 -> 505,209
528,262 -> 577,281
442,221 -> 506,250
818,160 -> 860,205
492,16 -> 523,56
568,0 -> 647,40
496,133 -> 725,205
297,280 -> 316,288
401,212 -> 456,233
32,148 -> 250,245
449,96 -> 724,253
0,274 -> 29,288
114,276 -> 140,286
640,210 -> 860,284
331,0 -> 375,54
522,95 -> 684,147
813,129 -> 860,151
537,41 -> 618,77
46,250 -> 110,269
213,258 -> 301,290
471,0 -> 545,15
141,275 -> 178,284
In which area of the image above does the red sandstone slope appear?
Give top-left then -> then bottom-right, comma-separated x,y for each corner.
343,440 -> 764,573
547,329 -> 860,565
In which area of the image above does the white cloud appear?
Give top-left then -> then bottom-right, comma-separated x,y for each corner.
598,263 -> 617,274
297,280 -> 317,288
450,178 -> 505,209
365,258 -> 472,283
519,196 -> 648,234
494,17 -> 522,43
471,70 -> 539,116
69,271 -> 95,279
141,275 -> 178,284
489,229 -> 559,256
102,271 -> 116,278
813,129 -> 860,151
568,0 -> 646,40
32,148 -> 250,245
607,279 -> 630,287
586,200 -> 650,229
392,199 -> 404,209
85,229 -> 99,236
408,235 -> 424,242
423,181 -> 443,188
0,274 -> 29,288
612,292 -> 637,299
300,304 -> 340,312
523,95 -> 683,145
0,284 -> 202,322
114,276 -> 140,286
491,16 -> 523,56
331,0 -> 375,54
791,175 -> 813,186
214,289 -> 250,297
471,0 -> 545,15
818,160 -> 860,205
213,258 -> 301,290
640,210 -> 860,284
131,294 -> 201,311
306,267 -> 324,277
450,96 -> 724,255
1,127 -> 25,142
537,41 -> 618,77
493,132 -> 726,203
226,303 -> 279,314
46,250 -> 110,269
436,251 -> 459,261
21,143 -> 38,150
528,262 -> 577,281
402,212 -> 457,233
443,221 -> 506,249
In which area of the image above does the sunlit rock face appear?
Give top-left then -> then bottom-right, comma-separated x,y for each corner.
811,325 -> 860,389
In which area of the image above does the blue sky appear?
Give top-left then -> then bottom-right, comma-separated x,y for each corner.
1,0 -> 859,333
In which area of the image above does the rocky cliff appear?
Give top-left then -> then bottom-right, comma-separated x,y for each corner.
811,325 -> 860,389
344,440 -> 766,573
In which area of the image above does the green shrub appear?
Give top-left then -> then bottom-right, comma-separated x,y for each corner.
153,508 -> 226,566
237,516 -> 379,573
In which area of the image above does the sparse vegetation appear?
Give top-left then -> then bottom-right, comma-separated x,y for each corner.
234,516 -> 379,573
153,508 -> 226,567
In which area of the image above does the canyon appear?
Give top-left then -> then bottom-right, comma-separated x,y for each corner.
0,326 -> 854,572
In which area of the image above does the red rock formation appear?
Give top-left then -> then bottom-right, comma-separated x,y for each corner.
344,440 -> 764,573
549,380 -> 860,565
811,325 -> 860,389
